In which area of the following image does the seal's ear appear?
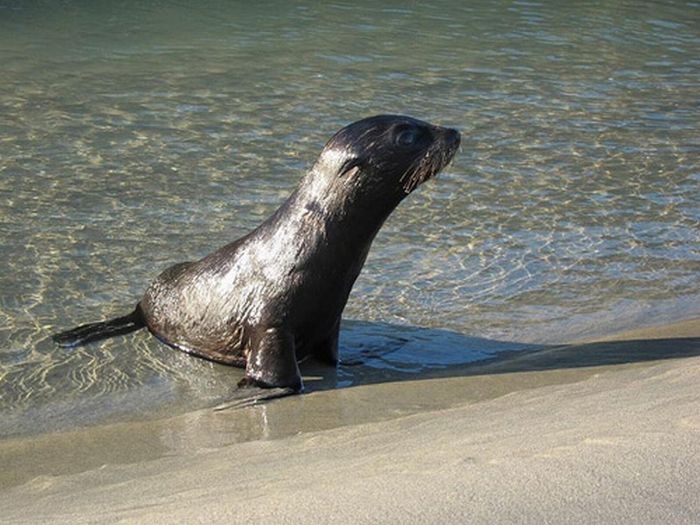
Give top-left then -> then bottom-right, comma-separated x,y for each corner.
338,157 -> 363,177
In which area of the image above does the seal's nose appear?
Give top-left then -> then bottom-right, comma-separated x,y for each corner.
442,128 -> 462,150
444,128 -> 461,149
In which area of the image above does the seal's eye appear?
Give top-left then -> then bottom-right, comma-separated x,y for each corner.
396,128 -> 418,146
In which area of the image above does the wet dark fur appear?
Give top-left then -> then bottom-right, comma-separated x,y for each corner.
54,115 -> 460,393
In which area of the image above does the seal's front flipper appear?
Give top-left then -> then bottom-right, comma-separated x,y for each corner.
243,327 -> 303,392
213,383 -> 297,411
312,318 -> 340,366
215,329 -> 302,411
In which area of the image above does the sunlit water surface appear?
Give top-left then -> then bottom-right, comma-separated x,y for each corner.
1,1 -> 698,437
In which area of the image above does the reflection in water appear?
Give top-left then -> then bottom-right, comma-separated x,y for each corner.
0,0 -> 698,436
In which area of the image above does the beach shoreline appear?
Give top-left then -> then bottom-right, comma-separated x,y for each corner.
1,317 -> 699,523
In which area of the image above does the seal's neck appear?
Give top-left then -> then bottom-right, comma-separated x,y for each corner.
254,165 -> 401,279
294,165 -> 401,246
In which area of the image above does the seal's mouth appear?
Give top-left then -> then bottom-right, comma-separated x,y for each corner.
400,128 -> 461,193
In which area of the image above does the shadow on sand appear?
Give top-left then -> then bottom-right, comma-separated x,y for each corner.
299,320 -> 700,393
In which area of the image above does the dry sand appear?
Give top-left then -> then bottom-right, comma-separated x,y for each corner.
1,319 -> 699,524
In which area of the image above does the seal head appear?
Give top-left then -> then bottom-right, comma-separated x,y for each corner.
297,115 -> 460,244
316,114 -> 460,196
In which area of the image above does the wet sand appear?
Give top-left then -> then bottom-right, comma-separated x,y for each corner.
1,318 -> 699,524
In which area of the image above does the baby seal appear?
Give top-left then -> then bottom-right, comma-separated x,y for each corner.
54,115 -> 460,394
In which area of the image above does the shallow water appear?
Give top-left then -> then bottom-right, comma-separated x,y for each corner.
1,1 -> 699,437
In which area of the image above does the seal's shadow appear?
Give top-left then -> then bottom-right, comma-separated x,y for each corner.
299,320 -> 700,393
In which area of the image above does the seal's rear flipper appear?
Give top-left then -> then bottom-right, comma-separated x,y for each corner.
53,307 -> 145,348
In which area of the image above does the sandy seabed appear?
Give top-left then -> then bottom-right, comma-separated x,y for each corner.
1,319 -> 699,524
